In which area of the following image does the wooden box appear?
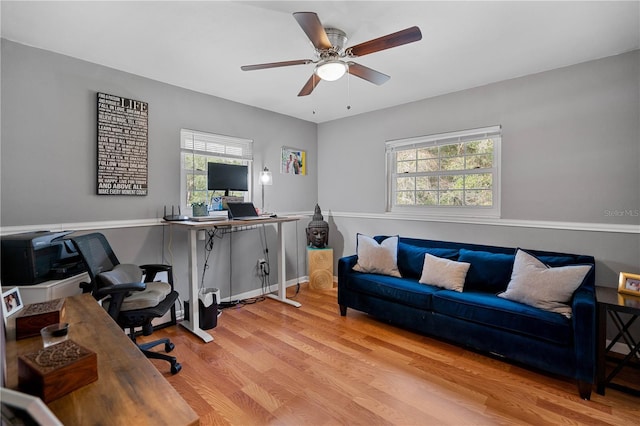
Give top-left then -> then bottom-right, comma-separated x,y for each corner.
18,339 -> 98,402
15,298 -> 66,340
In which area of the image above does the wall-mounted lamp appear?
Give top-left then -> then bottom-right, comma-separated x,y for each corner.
260,166 -> 272,213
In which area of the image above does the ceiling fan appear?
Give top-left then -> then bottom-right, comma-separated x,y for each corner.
241,12 -> 422,96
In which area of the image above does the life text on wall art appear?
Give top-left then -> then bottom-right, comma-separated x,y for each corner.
97,92 -> 148,195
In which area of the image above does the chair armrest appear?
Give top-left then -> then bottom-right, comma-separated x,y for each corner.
572,287 -> 597,384
94,281 -> 146,300
95,281 -> 146,320
140,264 -> 172,283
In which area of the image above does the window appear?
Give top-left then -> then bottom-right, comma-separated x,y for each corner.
386,126 -> 501,217
180,129 -> 253,212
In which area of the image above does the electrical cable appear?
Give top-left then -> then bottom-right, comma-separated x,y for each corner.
200,228 -> 220,290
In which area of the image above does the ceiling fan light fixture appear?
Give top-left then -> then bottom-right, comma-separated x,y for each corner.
314,60 -> 347,81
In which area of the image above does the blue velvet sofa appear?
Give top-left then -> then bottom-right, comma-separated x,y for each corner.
338,236 -> 596,399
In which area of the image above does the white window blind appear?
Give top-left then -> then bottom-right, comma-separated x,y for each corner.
181,129 -> 253,160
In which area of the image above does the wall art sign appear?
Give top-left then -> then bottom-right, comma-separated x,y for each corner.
97,92 -> 148,195
280,146 -> 306,175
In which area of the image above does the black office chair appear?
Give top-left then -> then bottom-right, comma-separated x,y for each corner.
70,232 -> 182,374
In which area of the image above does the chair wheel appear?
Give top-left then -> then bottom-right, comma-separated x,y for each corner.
171,362 -> 182,374
165,342 -> 175,352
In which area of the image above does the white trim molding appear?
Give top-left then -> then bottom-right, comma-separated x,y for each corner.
329,211 -> 640,234
1,211 -> 637,237
0,218 -> 164,236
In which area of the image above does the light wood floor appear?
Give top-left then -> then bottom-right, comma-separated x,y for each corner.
140,284 -> 639,425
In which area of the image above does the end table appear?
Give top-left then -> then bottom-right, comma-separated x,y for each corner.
596,286 -> 640,396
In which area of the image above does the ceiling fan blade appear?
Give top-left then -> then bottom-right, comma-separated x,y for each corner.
347,26 -> 422,57
241,59 -> 312,71
347,62 -> 390,85
298,74 -> 321,96
293,12 -> 332,50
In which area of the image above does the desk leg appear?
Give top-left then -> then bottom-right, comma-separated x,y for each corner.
179,228 -> 214,343
266,221 -> 302,308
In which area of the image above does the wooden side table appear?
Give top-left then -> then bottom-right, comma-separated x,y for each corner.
308,247 -> 334,290
596,286 -> 640,396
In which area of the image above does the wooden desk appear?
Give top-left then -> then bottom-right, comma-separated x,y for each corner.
5,294 -> 199,426
168,217 -> 301,343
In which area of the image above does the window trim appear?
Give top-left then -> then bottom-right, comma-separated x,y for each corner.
180,129 -> 253,213
385,125 -> 501,218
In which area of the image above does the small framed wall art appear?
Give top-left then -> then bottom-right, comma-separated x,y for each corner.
618,272 -> 640,297
281,146 -> 306,175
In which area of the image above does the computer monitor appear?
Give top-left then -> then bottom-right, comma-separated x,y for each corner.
207,163 -> 248,196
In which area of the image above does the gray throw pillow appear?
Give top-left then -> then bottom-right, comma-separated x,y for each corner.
499,249 -> 592,318
419,253 -> 470,292
352,235 -> 401,277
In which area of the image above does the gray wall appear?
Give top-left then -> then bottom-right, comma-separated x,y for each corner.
1,39 -> 317,301
318,50 -> 639,283
318,50 -> 639,225
317,50 -> 639,344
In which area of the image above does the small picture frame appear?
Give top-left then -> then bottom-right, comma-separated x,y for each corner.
0,387 -> 63,426
2,287 -> 24,319
280,146 -> 306,176
618,272 -> 640,297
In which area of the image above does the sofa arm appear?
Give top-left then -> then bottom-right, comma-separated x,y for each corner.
338,255 -> 358,316
572,288 -> 596,387
338,255 -> 358,275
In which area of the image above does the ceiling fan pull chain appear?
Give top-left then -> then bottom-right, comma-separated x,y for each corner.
346,67 -> 351,111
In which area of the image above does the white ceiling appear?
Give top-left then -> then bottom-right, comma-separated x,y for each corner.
2,1 -> 638,123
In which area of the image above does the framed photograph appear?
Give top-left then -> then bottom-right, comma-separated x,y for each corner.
1,387 -> 63,426
2,287 -> 24,319
618,272 -> 640,297
281,146 -> 306,176
618,294 -> 640,309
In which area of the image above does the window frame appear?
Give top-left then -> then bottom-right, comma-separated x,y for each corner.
180,129 -> 253,214
385,125 -> 501,218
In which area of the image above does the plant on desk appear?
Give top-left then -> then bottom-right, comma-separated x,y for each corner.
191,202 -> 208,217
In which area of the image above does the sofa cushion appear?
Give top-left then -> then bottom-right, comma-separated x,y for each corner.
458,249 -> 515,293
419,254 -> 470,292
432,290 -> 572,345
352,234 -> 401,277
499,249 -> 593,318
346,272 -> 438,310
397,242 -> 459,278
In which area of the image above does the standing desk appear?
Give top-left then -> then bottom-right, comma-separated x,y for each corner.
167,217 -> 301,343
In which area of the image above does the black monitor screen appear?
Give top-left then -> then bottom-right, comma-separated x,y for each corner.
207,163 -> 248,195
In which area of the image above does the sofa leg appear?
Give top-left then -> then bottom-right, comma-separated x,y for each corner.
339,305 -> 347,316
578,380 -> 592,400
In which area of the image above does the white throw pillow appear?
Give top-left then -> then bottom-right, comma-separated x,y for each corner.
499,249 -> 592,318
419,253 -> 470,292
352,235 -> 401,277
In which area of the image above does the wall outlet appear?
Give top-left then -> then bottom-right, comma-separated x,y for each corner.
257,258 -> 268,276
